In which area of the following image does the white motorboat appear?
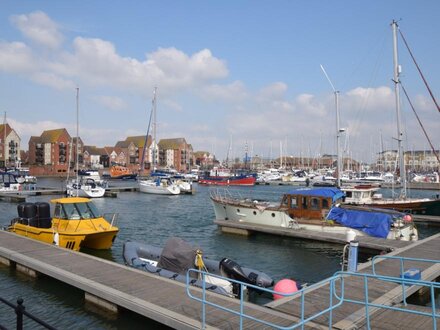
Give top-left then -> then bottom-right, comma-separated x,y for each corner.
139,177 -> 180,195
66,177 -> 106,198
0,172 -> 21,192
211,187 -> 418,241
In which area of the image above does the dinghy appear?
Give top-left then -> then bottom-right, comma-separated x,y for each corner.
123,237 -> 274,297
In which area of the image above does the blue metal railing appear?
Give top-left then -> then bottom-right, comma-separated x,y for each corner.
186,269 -> 345,329
186,256 -> 440,329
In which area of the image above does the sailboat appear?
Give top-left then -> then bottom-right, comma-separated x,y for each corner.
341,21 -> 440,216
138,87 -> 180,195
66,88 -> 105,198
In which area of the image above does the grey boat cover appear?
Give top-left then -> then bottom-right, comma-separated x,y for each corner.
157,237 -> 198,274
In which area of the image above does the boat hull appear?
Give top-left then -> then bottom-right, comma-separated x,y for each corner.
139,180 -> 180,195
211,196 -> 418,241
199,175 -> 256,186
345,198 -> 440,216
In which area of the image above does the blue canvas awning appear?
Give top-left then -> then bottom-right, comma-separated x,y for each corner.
287,188 -> 345,203
326,206 -> 397,238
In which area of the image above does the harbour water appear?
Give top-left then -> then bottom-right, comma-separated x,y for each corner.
1,178 -> 439,328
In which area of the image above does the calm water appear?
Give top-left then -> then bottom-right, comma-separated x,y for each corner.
0,178 -> 439,328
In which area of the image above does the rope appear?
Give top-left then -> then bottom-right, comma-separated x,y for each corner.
400,83 -> 440,168
398,28 -> 440,112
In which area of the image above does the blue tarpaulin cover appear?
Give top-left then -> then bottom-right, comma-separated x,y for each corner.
287,187 -> 345,203
327,207 -> 394,238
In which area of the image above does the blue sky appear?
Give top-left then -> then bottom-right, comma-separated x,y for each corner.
1,1 -> 439,163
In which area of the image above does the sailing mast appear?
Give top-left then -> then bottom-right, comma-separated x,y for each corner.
151,87 -> 157,171
320,64 -> 342,187
392,20 -> 407,198
75,87 -> 79,196
2,112 -> 6,169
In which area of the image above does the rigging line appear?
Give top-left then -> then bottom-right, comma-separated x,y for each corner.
139,93 -> 155,174
398,29 -> 440,112
400,83 -> 440,166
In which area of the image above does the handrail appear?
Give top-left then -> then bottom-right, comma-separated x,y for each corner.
0,296 -> 57,330
371,255 -> 440,306
186,268 -> 344,329
186,257 -> 440,330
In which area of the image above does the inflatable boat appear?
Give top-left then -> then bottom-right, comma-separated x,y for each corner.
123,238 -> 274,297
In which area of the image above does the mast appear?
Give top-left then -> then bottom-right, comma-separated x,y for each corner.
152,87 -> 157,170
392,20 -> 407,197
320,64 -> 342,187
76,87 -> 79,196
3,112 -> 6,169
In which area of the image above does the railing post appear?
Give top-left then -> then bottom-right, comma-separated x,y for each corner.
15,298 -> 24,330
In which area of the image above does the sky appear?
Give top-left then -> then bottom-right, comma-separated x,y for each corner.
1,1 -> 439,164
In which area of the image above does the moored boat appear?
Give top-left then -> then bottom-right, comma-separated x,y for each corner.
66,177 -> 106,198
341,184 -> 440,216
199,174 -> 256,186
104,165 -> 137,180
139,177 -> 181,195
123,237 -> 274,297
211,187 -> 418,241
8,197 -> 119,251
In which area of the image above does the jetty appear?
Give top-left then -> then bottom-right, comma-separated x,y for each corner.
214,219 -> 413,252
0,231 -> 438,329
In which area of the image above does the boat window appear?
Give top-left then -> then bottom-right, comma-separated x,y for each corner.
290,196 -> 298,209
76,202 -> 97,219
345,191 -> 352,198
322,199 -> 329,209
302,197 -> 308,209
311,198 -> 320,210
281,195 -> 289,206
54,203 -> 67,219
86,202 -> 101,217
63,203 -> 81,220
354,192 -> 362,199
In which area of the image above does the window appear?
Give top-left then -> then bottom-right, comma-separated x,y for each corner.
322,199 -> 329,209
54,204 -> 67,219
302,197 -> 308,209
311,198 -> 320,210
290,196 -> 298,209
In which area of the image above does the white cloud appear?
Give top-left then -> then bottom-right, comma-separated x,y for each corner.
199,81 -> 248,102
31,72 -> 76,90
93,95 -> 128,111
0,41 -> 35,73
11,11 -> 64,49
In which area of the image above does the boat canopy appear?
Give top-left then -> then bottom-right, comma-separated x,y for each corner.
287,188 -> 345,203
326,207 -> 395,238
51,197 -> 91,204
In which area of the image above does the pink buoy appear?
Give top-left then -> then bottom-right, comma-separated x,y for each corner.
273,279 -> 298,300
403,214 -> 412,223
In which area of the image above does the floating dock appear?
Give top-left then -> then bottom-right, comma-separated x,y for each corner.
0,231 -> 438,329
214,219 -> 413,252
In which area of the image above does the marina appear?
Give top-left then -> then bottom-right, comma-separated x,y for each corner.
0,180 -> 439,328
0,5 -> 439,328
0,224 -> 439,329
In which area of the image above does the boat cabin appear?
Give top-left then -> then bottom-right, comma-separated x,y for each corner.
280,188 -> 345,220
341,185 -> 381,204
52,197 -> 101,220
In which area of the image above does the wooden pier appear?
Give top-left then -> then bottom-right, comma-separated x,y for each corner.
0,231 -> 294,329
214,219 -> 413,252
0,230 -> 438,329
266,232 -> 440,329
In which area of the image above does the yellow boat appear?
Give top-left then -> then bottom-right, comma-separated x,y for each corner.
8,197 -> 119,251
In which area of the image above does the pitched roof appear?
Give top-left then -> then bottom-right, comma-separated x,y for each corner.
83,145 -> 104,155
0,123 -> 12,138
125,135 -> 152,148
40,128 -> 70,143
158,138 -> 187,150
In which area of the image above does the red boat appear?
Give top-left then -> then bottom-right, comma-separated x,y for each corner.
198,174 -> 256,186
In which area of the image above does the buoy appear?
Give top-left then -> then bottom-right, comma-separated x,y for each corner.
403,214 -> 412,223
273,279 -> 298,300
